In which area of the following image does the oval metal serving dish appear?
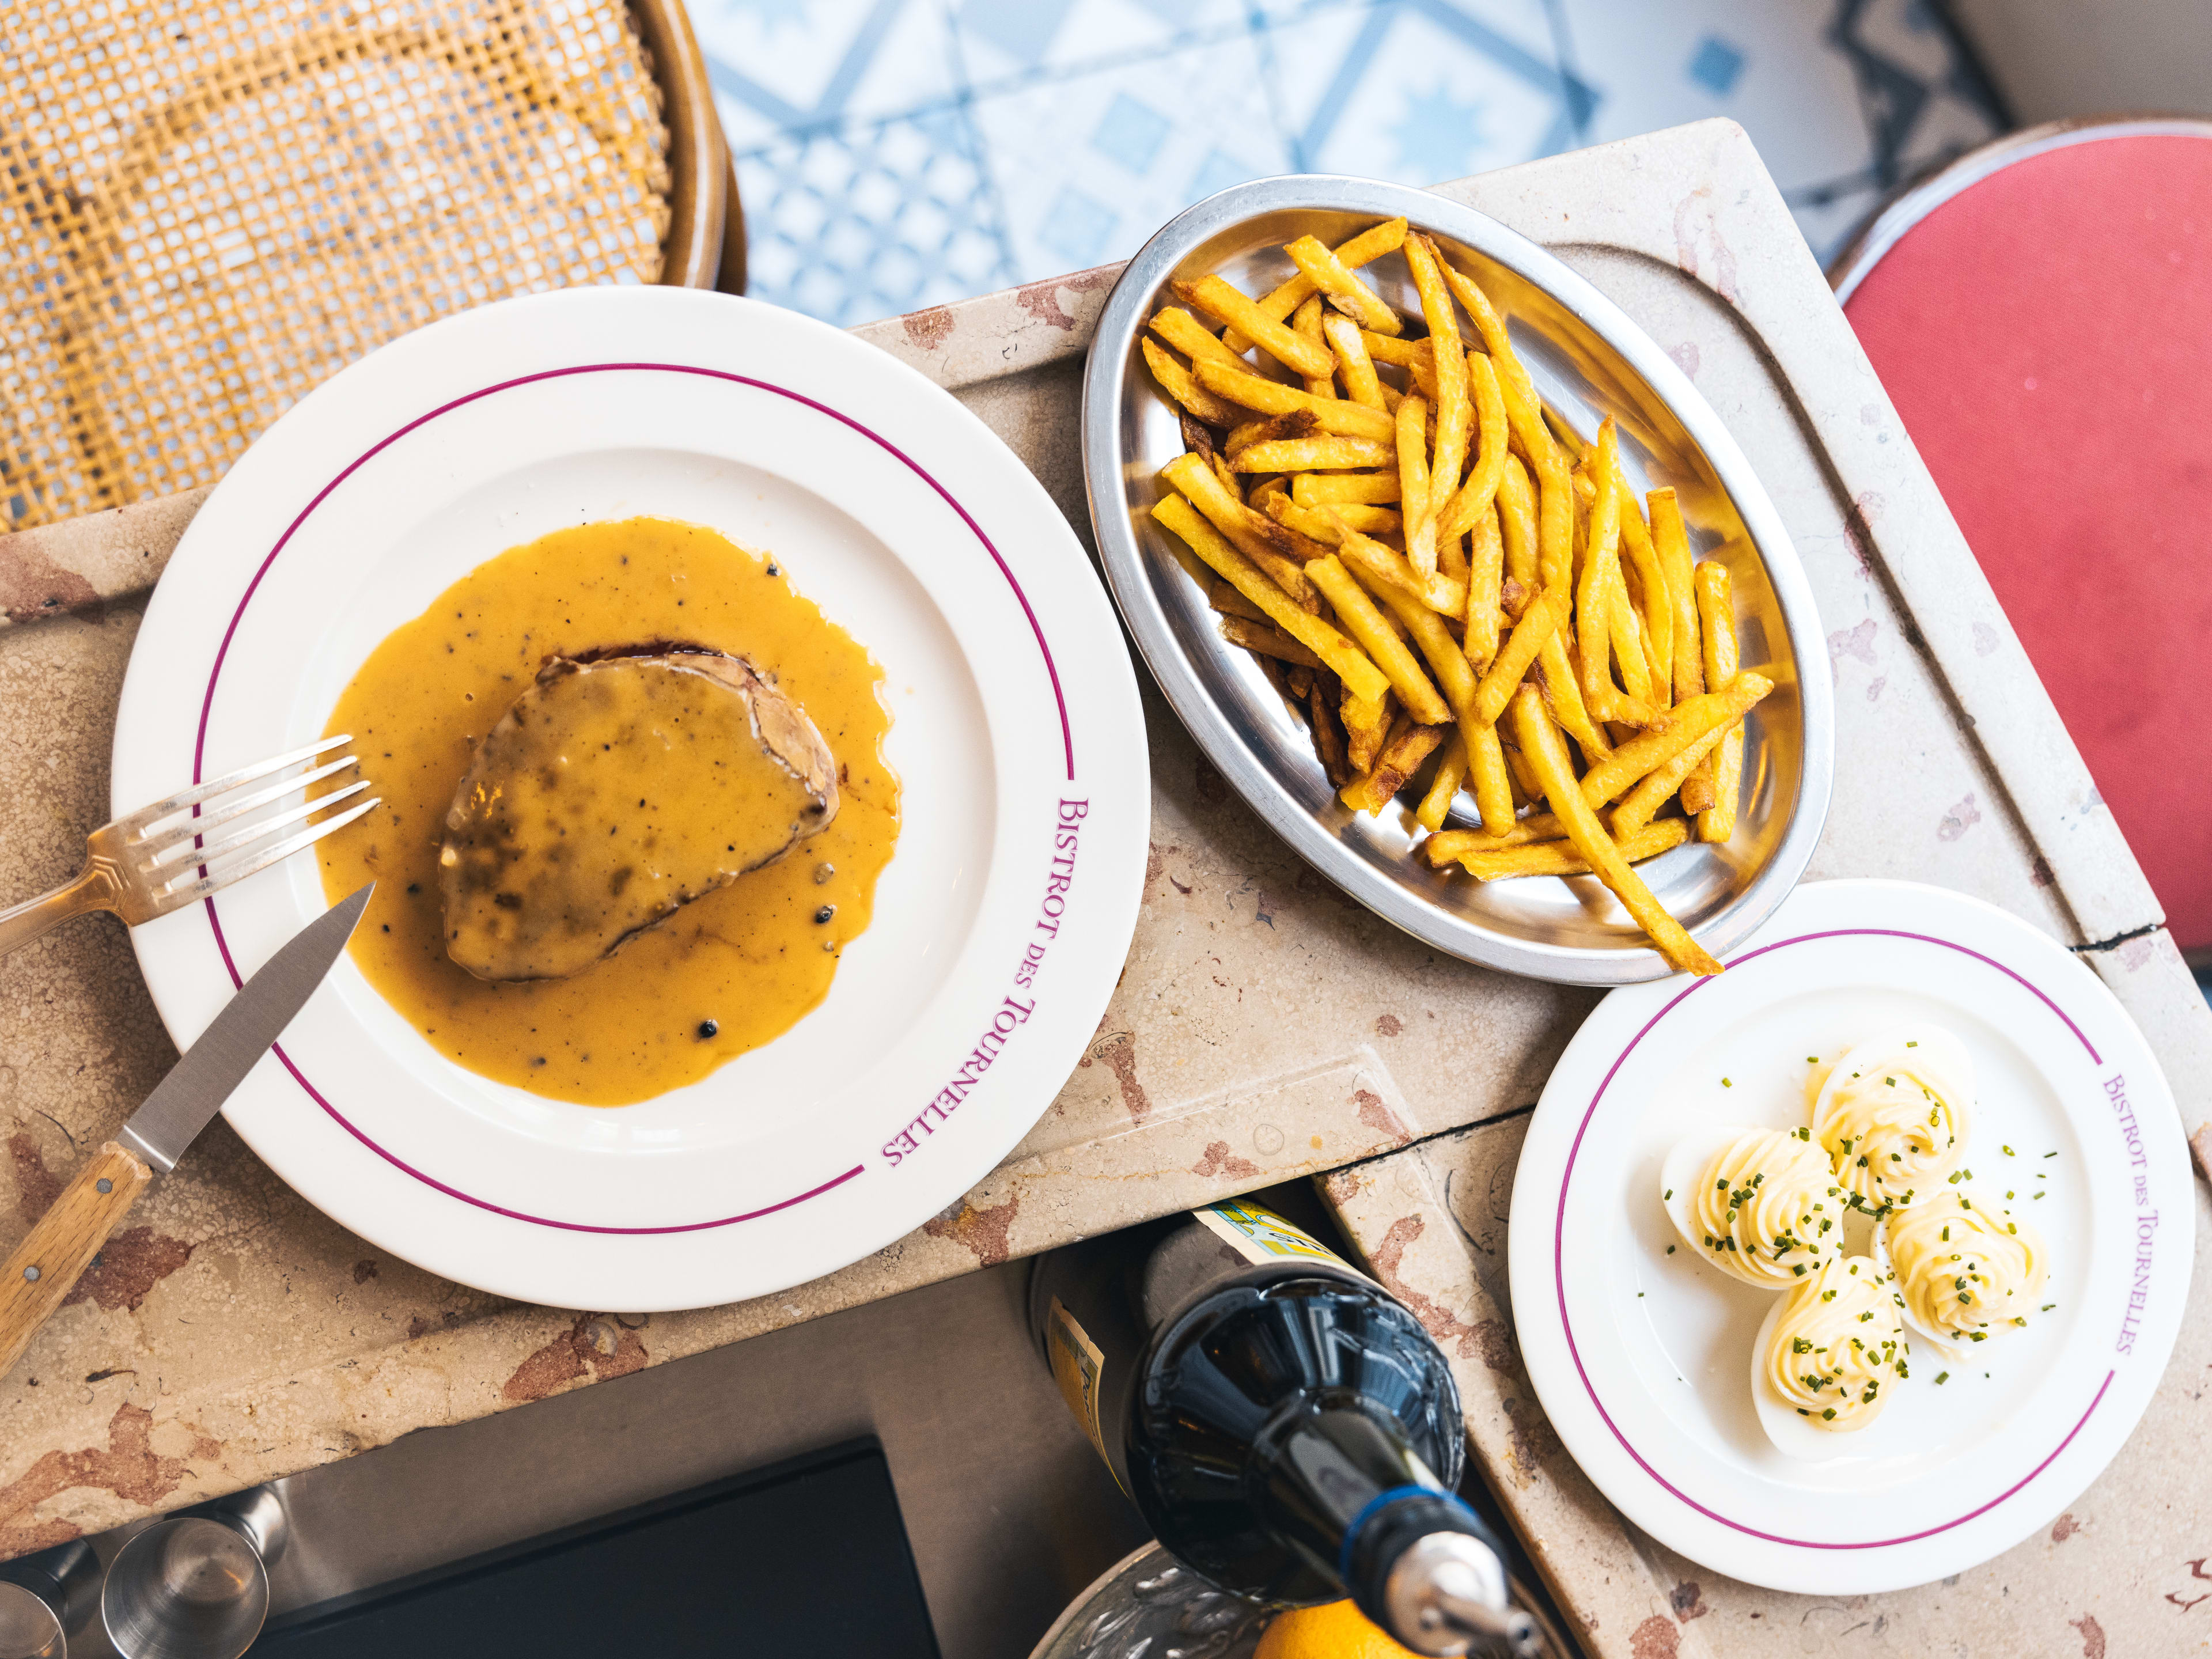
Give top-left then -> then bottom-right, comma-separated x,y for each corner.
1080,175 -> 1833,984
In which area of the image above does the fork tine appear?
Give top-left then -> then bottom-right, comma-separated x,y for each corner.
137,755 -> 365,861
158,781 -> 373,880
151,797 -> 382,914
115,734 -> 353,835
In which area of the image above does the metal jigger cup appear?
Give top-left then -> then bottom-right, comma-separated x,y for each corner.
101,1491 -> 287,1659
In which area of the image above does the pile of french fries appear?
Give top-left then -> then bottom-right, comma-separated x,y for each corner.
1142,217 -> 1771,977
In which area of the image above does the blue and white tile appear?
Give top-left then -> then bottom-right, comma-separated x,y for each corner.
690,0 -> 2009,327
1265,0 -> 1584,184
737,106 -> 1015,324
969,31 -> 1294,283
1830,0 -> 1999,176
1558,0 -> 1874,196
952,0 -> 1247,86
691,0 -> 911,150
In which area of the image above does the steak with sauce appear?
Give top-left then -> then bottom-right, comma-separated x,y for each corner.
440,646 -> 839,982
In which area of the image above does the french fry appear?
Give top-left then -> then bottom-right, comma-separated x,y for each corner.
1361,331 -> 1424,369
1575,673 -> 1772,809
1435,259 -> 1554,469
1401,340 -> 1441,403
1364,574 -> 1476,711
1607,579 -> 1664,717
1180,410 -> 1220,466
1536,633 -> 1611,760
1575,434 -> 1620,718
1344,690 -> 1393,773
1695,561 -> 1745,843
1142,338 -> 1243,427
1415,732 -> 1469,831
1285,234 -> 1402,335
1335,525 -> 1466,616
1532,432 -> 1575,594
1264,493 -> 1397,546
1207,579 -> 1271,624
1341,721 -> 1447,815
1173,276 -> 1334,380
1584,469 -> 1663,717
1610,723 -> 1729,836
1437,353 -> 1509,541
1497,452 -> 1539,590
1308,678 -> 1353,786
1572,423 -> 1666,728
1224,218 -> 1408,352
1466,722 -> 1516,835
1320,311 -> 1391,412
1395,393 -> 1434,576
1306,555 -> 1452,724
1364,575 -> 1516,835
1292,295 -> 1336,397
1331,501 -> 1403,532
1542,405 -> 1587,463
1423,813 -> 1566,864
1465,504 -> 1502,662
1472,586 -> 1566,726
1651,488 -> 1709,806
1453,819 -> 1690,881
1226,409 -> 1313,458
1153,494 -> 1389,703
1161,452 -> 1322,599
1219,615 -> 1323,668
1509,685 -> 1722,975
1404,234 -> 1471,512
1235,436 -> 1393,473
1149,306 -> 1247,373
1651,488 -> 1704,705
1609,461 -> 1672,706
1194,360 -> 1395,440
1502,737 -> 1544,804
1437,532 -> 1471,586
1294,470 -> 1399,507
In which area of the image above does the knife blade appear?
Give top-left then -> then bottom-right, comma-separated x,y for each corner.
119,881 -> 375,1172
0,882 -> 373,1381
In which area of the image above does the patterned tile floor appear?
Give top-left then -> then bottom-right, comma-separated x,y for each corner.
692,0 -> 2007,327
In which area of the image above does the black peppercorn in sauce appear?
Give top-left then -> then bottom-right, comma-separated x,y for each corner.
314,517 -> 899,1105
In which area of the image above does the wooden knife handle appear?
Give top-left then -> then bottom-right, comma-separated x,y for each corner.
0,1143 -> 151,1381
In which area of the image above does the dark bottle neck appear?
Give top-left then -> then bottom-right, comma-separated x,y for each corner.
1249,1398 -> 1441,1584
1253,1402 -> 1532,1657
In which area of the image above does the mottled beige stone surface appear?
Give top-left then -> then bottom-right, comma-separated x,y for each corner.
0,119 -> 2198,1580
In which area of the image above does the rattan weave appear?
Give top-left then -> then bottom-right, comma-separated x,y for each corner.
1,0 -> 673,528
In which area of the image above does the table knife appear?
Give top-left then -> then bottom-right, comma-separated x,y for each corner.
0,882 -> 373,1380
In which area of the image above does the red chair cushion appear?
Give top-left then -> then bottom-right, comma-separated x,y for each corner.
1844,134 -> 2212,950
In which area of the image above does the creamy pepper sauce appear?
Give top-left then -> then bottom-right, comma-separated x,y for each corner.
316,517 -> 898,1105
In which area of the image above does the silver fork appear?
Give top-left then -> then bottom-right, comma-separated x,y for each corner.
0,736 -> 378,959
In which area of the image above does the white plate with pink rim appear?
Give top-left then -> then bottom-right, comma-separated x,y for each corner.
109,286 -> 1149,1312
1508,878 -> 2190,1593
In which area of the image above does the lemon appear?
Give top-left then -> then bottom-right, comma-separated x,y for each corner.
1254,1600 -> 1425,1659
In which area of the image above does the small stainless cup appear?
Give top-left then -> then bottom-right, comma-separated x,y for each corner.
0,1539 -> 99,1659
101,1490 -> 287,1659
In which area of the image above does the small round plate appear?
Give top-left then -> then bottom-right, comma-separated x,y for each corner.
111,287 -> 1149,1312
1508,879 -> 2191,1593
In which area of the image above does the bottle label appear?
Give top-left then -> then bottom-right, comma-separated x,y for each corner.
1194,1198 -> 1359,1272
1044,1294 -> 1120,1489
